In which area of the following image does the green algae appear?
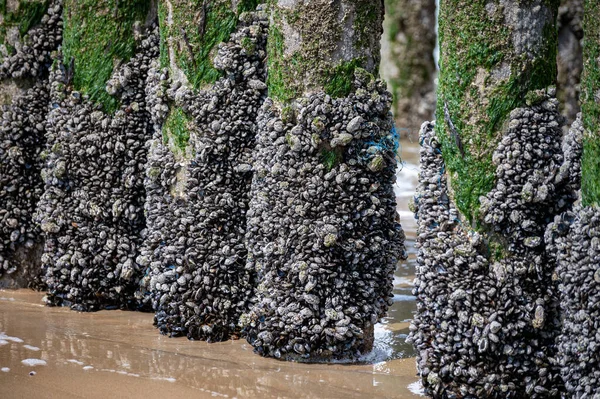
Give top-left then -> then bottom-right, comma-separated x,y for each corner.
62,0 -> 150,113
436,0 -> 558,224
581,0 -> 600,207
162,0 -> 259,90
323,59 -> 363,98
266,0 -> 382,103
0,1 -> 49,54
162,107 -> 192,153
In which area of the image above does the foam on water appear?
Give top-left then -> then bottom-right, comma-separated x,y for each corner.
395,163 -> 420,198
0,339 -> 8,345
23,345 -> 40,351
1,367 -> 9,372
0,297 -> 15,301
356,323 -> 395,365
83,366 -> 94,370
153,376 -> 176,383
99,368 -> 142,378
396,164 -> 419,179
0,332 -> 24,343
394,276 -> 414,287
67,359 -> 84,365
194,386 -> 229,397
393,294 -> 416,302
21,359 -> 47,367
407,380 -> 425,396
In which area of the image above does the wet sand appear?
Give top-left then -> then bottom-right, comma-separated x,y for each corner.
0,139 -> 422,399
0,290 -> 421,399
396,137 -> 420,240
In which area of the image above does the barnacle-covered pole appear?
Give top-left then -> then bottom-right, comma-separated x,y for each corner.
37,0 -> 158,310
579,1 -> 600,208
408,0 -> 575,397
242,0 -> 406,360
546,0 -> 600,396
0,1 -> 62,288
556,0 -> 584,125
381,0 -> 437,139
138,0 -> 268,341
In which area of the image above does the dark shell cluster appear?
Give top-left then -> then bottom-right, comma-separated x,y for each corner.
0,82 -> 49,287
547,205 -> 600,398
546,114 -> 599,398
138,10 -> 269,341
35,28 -> 159,311
409,91 -> 581,398
0,1 -> 62,287
0,3 -> 405,359
0,1 -> 63,80
241,70 -> 406,360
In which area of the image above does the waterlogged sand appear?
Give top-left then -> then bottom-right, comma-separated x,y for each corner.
0,140 -> 423,399
395,137 -> 420,240
0,290 -> 421,399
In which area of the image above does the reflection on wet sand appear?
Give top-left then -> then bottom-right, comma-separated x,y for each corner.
0,290 -> 420,399
0,141 -> 422,399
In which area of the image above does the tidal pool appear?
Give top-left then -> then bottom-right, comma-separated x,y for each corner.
0,140 -> 422,399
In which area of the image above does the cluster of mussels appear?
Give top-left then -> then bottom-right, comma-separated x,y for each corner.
546,113 -> 599,398
546,206 -> 600,398
35,29 -> 159,311
242,69 -> 406,360
409,91 -> 578,398
0,1 -> 63,80
0,1 -> 62,287
138,10 -> 268,341
0,82 -> 49,286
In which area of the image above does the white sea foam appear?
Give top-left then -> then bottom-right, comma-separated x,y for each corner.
21,359 -> 47,367
153,377 -> 176,383
83,366 -> 94,371
23,345 -> 40,351
99,368 -> 140,378
393,294 -> 416,302
394,276 -> 414,287
358,323 -> 395,365
67,359 -> 84,365
1,367 -> 9,372
407,380 -> 425,396
0,333 -> 24,343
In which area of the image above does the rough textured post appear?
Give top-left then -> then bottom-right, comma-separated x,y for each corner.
434,0 -> 561,224
0,1 -> 61,288
556,0 -> 583,125
242,0 -> 406,360
138,0 -> 268,341
580,0 -> 600,206
380,0 -> 437,139
36,0 -> 158,310
408,0 -> 578,397
546,0 -> 600,396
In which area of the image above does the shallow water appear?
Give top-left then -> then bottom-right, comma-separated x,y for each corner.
0,139 -> 422,399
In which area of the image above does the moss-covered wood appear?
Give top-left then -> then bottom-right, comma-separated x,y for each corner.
437,0 -> 559,224
556,0 -> 583,125
381,0 -> 436,137
0,0 -> 49,56
158,0 -> 259,89
158,0 -> 259,154
62,0 -> 151,112
267,0 -> 383,102
581,0 -> 600,206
